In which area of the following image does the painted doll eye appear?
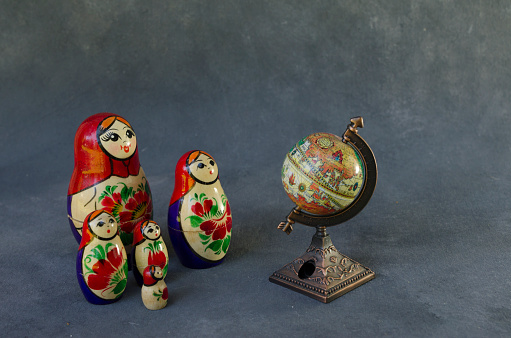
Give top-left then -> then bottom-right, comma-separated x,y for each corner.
148,228 -> 154,233
100,132 -> 120,142
97,221 -> 105,227
109,218 -> 114,223
198,163 -> 205,169
126,130 -> 134,138
109,133 -> 120,141
209,160 -> 215,166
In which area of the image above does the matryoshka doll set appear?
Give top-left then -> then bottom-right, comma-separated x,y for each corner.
69,113 -> 231,308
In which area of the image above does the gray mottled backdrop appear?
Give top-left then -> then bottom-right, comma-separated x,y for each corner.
1,1 -> 510,336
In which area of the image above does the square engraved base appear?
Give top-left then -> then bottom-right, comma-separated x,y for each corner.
269,230 -> 375,303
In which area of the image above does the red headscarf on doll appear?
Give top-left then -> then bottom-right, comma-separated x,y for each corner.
169,150 -> 214,206
68,113 -> 140,195
132,220 -> 159,246
78,210 -> 113,251
143,265 -> 161,286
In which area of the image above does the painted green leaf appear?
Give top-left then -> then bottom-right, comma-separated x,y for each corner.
222,235 -> 231,253
122,260 -> 128,275
206,240 -> 222,253
209,203 -> 218,218
186,215 -> 203,228
105,185 -> 117,196
98,192 -> 106,203
112,277 -> 127,295
105,243 -> 113,253
198,233 -> 209,241
89,244 -> 106,261
199,193 -> 206,202
120,184 -> 130,203
153,290 -> 163,301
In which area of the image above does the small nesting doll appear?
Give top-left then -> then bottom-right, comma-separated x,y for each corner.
77,210 -> 128,305
67,113 -> 153,255
168,150 -> 232,269
132,220 -> 169,287
141,265 -> 168,310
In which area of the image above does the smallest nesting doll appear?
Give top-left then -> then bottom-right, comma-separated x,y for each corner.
141,265 -> 168,310
132,220 -> 169,287
77,210 -> 128,305
168,150 -> 232,269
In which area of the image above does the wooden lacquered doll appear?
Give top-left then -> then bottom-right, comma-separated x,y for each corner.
141,265 -> 168,310
67,113 -> 153,253
132,220 -> 169,287
77,210 -> 128,305
168,150 -> 232,269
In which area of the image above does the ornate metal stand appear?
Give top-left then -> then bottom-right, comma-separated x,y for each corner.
269,226 -> 374,303
270,117 -> 377,303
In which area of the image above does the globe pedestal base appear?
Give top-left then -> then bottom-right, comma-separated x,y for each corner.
269,228 -> 374,303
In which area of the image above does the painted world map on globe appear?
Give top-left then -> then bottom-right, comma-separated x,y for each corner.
282,132 -> 365,215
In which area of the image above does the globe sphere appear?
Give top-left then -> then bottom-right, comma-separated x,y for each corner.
282,132 -> 365,215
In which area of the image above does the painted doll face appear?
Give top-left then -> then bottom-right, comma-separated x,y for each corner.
99,119 -> 137,160
143,222 -> 160,240
89,212 -> 118,240
153,266 -> 163,280
189,153 -> 218,184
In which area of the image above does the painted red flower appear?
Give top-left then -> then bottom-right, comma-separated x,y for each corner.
162,287 -> 168,301
87,248 -> 124,291
101,192 -> 123,215
119,190 -> 152,233
191,199 -> 213,217
225,202 -> 232,233
148,250 -> 166,270
199,201 -> 232,241
191,202 -> 204,217
203,199 -> 213,214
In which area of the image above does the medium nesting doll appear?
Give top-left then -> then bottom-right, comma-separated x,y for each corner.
132,220 -> 169,287
67,113 -> 153,253
77,210 -> 128,305
168,150 -> 232,269
141,265 -> 168,310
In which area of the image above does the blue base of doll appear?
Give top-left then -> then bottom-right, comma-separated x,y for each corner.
168,201 -> 225,269
76,250 -> 123,305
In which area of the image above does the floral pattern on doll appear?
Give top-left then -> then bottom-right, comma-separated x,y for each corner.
185,192 -> 232,255
99,180 -> 152,244
84,243 -> 128,297
144,240 -> 168,277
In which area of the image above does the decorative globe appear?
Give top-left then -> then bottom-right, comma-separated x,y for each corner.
282,132 -> 365,215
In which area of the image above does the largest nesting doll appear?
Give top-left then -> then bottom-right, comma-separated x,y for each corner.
168,150 -> 232,269
67,113 -> 153,252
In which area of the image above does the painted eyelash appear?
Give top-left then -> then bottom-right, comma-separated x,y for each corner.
100,132 -> 114,142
